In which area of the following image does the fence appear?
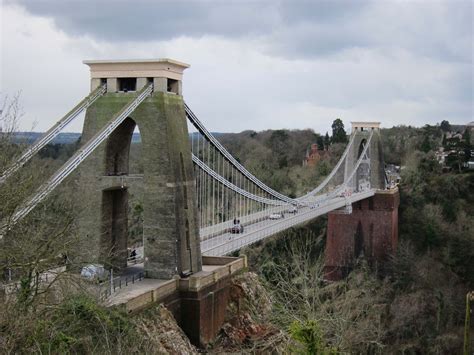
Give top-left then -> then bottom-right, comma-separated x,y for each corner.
99,271 -> 145,300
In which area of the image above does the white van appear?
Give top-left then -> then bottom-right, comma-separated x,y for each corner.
80,264 -> 109,281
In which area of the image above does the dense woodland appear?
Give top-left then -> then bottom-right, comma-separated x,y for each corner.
0,96 -> 473,353
225,121 -> 473,353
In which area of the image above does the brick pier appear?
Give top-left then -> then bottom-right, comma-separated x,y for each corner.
324,188 -> 400,281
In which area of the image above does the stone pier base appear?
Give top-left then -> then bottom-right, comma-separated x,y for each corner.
108,255 -> 247,347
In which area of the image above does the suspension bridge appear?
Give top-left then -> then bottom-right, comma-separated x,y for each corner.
0,58 -> 400,346
1,58 -> 396,280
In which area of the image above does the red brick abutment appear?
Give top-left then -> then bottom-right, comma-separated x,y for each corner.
108,255 -> 247,347
324,188 -> 400,281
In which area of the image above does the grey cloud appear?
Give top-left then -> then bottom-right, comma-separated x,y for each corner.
3,0 -> 472,132
10,0 -> 371,56
9,0 -> 280,41
10,0 -> 471,63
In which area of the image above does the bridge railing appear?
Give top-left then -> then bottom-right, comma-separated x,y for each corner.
201,189 -> 376,256
99,271 -> 145,300
200,204 -> 291,240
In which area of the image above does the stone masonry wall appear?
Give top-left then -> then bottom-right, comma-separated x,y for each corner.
76,91 -> 202,278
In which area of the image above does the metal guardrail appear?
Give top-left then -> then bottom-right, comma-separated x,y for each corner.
127,256 -> 144,265
201,189 -> 376,256
99,271 -> 145,300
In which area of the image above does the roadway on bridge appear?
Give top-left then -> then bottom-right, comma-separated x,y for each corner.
200,190 -> 375,256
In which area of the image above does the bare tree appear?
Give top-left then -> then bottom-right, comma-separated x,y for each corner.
0,93 -> 86,310
260,231 -> 389,353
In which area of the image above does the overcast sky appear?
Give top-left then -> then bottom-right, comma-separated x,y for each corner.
1,0 -> 472,134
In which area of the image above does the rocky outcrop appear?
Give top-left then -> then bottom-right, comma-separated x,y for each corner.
208,272 -> 289,353
134,304 -> 198,354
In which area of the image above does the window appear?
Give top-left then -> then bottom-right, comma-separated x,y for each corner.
118,78 -> 137,92
167,78 -> 179,94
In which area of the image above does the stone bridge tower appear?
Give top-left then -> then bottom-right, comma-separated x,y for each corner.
76,59 -> 202,279
325,122 -> 399,281
344,121 -> 386,191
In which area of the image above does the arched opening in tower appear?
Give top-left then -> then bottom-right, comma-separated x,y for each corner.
358,139 -> 367,159
104,117 -> 136,176
101,118 -> 143,270
356,138 -> 370,192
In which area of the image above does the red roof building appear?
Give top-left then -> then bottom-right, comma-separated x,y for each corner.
303,144 -> 328,167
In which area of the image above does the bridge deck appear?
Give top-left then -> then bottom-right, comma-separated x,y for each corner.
200,190 -> 376,256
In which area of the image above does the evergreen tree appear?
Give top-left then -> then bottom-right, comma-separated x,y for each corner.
421,135 -> 431,153
440,120 -> 451,132
331,118 -> 348,143
463,128 -> 471,148
316,135 -> 324,150
324,132 -> 330,150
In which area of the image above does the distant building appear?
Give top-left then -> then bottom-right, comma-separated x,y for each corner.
446,132 -> 463,140
303,144 -> 329,167
385,164 -> 401,187
435,147 -> 449,165
463,161 -> 474,170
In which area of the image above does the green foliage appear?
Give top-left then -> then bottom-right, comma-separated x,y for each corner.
462,128 -> 471,148
216,128 -> 331,197
17,273 -> 34,307
316,135 -> 324,150
289,320 -> 338,355
324,132 -> 330,149
440,120 -> 451,132
420,134 -> 432,152
3,294 -> 137,354
399,149 -> 474,286
331,119 -> 347,144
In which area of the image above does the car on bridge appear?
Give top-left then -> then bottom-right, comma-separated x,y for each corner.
288,206 -> 298,214
269,212 -> 284,220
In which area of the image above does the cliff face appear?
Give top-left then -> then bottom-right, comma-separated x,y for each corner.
207,272 -> 289,353
129,271 -> 287,353
133,304 -> 198,354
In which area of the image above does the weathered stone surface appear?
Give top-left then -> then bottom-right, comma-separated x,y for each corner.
345,128 -> 386,191
208,272 -> 289,353
134,303 -> 199,354
76,90 -> 202,277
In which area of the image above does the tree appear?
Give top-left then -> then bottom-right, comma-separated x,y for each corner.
0,94 -> 84,311
316,135 -> 324,151
289,320 -> 337,354
440,120 -> 451,132
463,128 -> 471,149
420,135 -> 431,153
324,132 -> 330,150
331,118 -> 347,144
268,130 -> 289,169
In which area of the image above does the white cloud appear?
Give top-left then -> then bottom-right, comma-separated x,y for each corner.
1,1 -> 472,136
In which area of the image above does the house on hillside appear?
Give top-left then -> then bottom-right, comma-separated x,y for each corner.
435,147 -> 449,165
446,131 -> 463,140
303,143 -> 328,167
